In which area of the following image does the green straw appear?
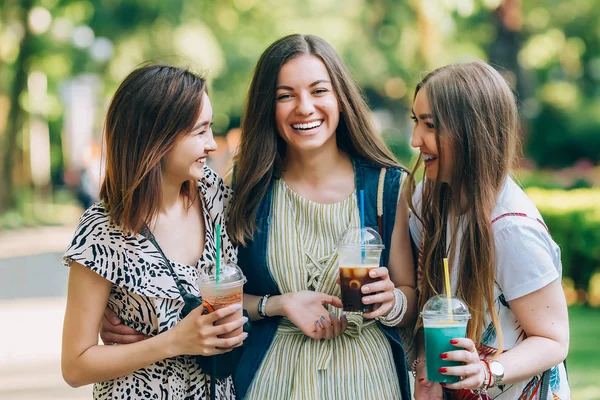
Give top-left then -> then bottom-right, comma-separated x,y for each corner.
215,224 -> 221,283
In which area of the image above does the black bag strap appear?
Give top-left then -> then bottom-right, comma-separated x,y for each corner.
539,367 -> 550,399
141,226 -> 219,400
141,226 -> 199,301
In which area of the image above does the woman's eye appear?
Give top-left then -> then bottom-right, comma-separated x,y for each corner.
410,115 -> 417,123
314,88 -> 328,94
426,122 -> 435,129
276,94 -> 292,100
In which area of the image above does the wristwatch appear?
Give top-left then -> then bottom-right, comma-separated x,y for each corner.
489,360 -> 505,387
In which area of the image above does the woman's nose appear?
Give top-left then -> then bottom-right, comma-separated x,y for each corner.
410,128 -> 422,149
205,135 -> 218,152
295,94 -> 315,116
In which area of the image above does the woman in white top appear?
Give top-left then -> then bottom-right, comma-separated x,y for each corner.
408,60 -> 570,399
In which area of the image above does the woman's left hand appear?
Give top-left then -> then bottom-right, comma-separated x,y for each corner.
361,267 -> 396,319
439,337 -> 487,391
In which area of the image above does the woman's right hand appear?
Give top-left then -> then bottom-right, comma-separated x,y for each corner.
414,360 -> 443,400
100,308 -> 149,345
168,303 -> 248,357
281,290 -> 346,340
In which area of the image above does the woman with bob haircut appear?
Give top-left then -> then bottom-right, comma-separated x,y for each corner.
408,60 -> 570,399
61,64 -> 246,399
228,34 -> 417,400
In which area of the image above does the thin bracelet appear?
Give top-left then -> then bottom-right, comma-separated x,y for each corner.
410,357 -> 426,378
482,359 -> 492,389
258,294 -> 270,318
471,360 -> 490,396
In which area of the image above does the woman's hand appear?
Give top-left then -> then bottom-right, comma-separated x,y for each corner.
168,303 -> 248,357
414,360 -> 443,400
361,267 -> 396,319
100,308 -> 148,345
439,337 -> 487,391
281,290 -> 346,340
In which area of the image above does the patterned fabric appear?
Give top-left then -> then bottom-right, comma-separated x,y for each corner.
63,166 -> 237,400
410,177 -> 571,400
245,179 -> 402,400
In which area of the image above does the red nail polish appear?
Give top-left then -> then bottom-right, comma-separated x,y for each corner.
440,383 -> 447,387
450,339 -> 459,344
418,378 -> 425,383
438,367 -> 447,373
440,353 -> 448,359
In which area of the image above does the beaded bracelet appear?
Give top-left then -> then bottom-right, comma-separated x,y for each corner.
378,288 -> 407,327
258,294 -> 270,318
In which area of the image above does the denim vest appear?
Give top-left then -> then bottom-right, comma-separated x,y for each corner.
234,158 -> 411,400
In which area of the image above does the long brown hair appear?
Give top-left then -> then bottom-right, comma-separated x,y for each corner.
99,64 -> 207,233
408,61 -> 520,356
229,34 -> 401,245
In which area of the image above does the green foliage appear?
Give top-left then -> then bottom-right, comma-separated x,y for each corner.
526,188 -> 600,293
527,104 -> 600,168
384,134 -> 414,167
567,306 -> 600,397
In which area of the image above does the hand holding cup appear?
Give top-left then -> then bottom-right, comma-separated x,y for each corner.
361,267 -> 396,319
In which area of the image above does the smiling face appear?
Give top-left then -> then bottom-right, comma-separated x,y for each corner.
162,92 -> 217,182
274,54 -> 340,154
410,89 -> 453,183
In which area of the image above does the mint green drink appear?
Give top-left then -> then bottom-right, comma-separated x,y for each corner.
421,294 -> 471,383
424,323 -> 467,383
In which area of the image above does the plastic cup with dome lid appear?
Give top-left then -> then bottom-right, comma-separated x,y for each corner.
421,294 -> 471,383
336,227 -> 384,313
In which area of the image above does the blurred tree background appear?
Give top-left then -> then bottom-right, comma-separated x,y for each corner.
1,0 -> 599,300
1,1 -> 600,396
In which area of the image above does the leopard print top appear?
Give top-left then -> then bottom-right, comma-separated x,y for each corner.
64,166 -> 237,400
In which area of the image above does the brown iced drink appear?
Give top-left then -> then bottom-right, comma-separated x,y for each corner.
339,266 -> 378,312
336,227 -> 384,313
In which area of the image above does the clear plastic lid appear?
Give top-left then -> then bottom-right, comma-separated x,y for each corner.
199,263 -> 247,288
421,294 -> 471,320
336,227 -> 384,250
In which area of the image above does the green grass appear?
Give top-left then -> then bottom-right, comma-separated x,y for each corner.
567,306 -> 600,399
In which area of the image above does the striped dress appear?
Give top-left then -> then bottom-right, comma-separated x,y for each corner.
245,179 -> 402,400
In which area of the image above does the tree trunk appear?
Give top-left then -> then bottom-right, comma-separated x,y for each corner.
0,0 -> 33,212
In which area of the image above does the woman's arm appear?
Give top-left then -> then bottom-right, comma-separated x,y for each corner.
387,189 -> 418,325
243,292 -> 347,340
62,262 -> 246,387
491,278 -> 569,383
441,278 -> 569,390
362,189 -> 417,324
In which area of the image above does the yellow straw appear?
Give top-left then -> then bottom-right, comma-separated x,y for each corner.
443,258 -> 453,321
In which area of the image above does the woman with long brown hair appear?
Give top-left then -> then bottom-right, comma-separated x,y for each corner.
228,34 -> 417,400
61,64 -> 246,399
408,60 -> 570,399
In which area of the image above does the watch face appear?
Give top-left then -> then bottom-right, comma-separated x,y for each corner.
490,361 -> 505,376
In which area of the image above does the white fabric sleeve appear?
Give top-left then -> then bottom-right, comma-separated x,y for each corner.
494,219 -> 560,301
